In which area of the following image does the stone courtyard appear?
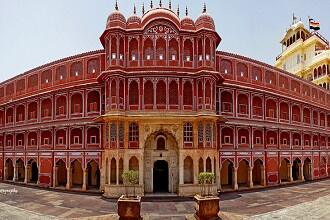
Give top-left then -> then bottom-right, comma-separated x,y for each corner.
0,179 -> 330,220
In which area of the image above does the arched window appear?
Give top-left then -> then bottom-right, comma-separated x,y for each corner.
129,81 -> 139,105
156,38 -> 166,61
70,62 -> 83,78
156,80 -> 166,106
119,80 -> 124,107
184,157 -> 193,184
87,59 -> 100,74
157,137 -> 166,150
169,38 -> 178,61
144,80 -> 154,107
205,81 -> 211,105
183,122 -> 193,144
183,39 -> 193,62
144,38 -> 153,61
129,38 -> 138,61
198,81 -> 203,106
183,81 -> 193,106
111,79 -> 117,105
129,157 -> 139,173
169,80 -> 178,106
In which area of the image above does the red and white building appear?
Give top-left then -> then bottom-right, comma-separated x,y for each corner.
0,2 -> 329,196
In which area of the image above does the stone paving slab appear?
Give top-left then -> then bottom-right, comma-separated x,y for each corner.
1,179 -> 330,219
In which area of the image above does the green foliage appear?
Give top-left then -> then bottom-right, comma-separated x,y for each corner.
122,170 -> 139,185
198,172 -> 215,185
122,170 -> 139,198
198,172 -> 215,197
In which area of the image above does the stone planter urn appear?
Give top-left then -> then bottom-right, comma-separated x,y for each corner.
117,195 -> 142,220
194,172 -> 220,220
194,195 -> 220,220
118,170 -> 142,220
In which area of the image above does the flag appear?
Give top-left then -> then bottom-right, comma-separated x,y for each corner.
309,18 -> 320,30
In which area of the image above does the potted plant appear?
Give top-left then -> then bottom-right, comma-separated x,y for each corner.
117,170 -> 142,220
194,172 -> 220,220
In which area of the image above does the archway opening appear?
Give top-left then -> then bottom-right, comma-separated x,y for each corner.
71,160 -> 83,188
253,159 -> 263,186
153,160 -> 169,193
16,159 -> 25,182
221,160 -> 233,189
292,158 -> 300,181
237,159 -> 249,188
304,158 -> 312,181
5,159 -> 14,180
56,159 -> 67,187
280,158 -> 290,182
28,160 -> 38,183
87,160 -> 100,190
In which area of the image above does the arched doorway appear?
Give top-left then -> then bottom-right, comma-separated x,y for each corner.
221,160 -> 234,189
87,160 -> 100,190
144,131 -> 178,193
153,160 -> 169,193
71,160 -> 83,188
16,159 -> 25,182
280,158 -> 290,182
253,159 -> 263,186
5,159 -> 14,180
292,158 -> 300,181
56,159 -> 67,187
303,158 -> 312,181
28,159 -> 38,183
237,159 -> 249,188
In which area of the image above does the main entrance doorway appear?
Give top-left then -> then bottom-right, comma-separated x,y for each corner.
153,160 -> 169,192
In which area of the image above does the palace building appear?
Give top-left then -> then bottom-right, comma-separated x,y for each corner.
275,18 -> 330,90
0,1 -> 330,197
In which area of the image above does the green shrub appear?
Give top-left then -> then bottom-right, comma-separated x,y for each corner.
198,172 -> 215,197
122,170 -> 139,198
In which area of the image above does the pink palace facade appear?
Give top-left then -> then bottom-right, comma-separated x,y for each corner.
0,2 -> 329,196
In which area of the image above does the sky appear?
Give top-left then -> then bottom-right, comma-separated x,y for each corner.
0,0 -> 329,83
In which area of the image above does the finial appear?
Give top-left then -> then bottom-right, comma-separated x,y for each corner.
142,2 -> 145,14
150,0 -> 153,8
133,4 -> 136,14
159,0 -> 162,7
203,2 -> 207,13
186,6 -> 188,16
292,13 -> 297,24
115,0 -> 119,10
177,5 -> 180,16
169,0 -> 172,9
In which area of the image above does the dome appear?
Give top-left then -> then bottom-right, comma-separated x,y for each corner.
195,13 -> 215,31
141,8 -> 181,29
181,7 -> 195,30
127,5 -> 141,29
127,15 -> 141,29
106,9 -> 126,29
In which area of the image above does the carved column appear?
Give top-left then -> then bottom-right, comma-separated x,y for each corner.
233,167 -> 238,190
53,166 -> 58,187
248,167 -> 253,188
261,166 -> 266,186
82,168 -> 87,191
4,167 -> 8,180
13,164 -> 16,182
66,167 -> 71,190
24,165 -> 28,184
300,163 -> 304,181
288,163 -> 293,182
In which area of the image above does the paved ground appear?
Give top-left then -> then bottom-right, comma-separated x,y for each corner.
0,179 -> 330,220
